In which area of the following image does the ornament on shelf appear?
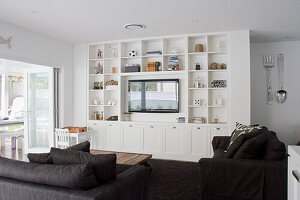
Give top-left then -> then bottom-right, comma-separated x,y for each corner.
167,56 -> 181,71
97,49 -> 102,59
195,44 -> 204,52
94,63 -> 103,74
193,99 -> 201,106
209,62 -> 227,70
93,98 -> 98,105
195,63 -> 201,70
111,47 -> 118,58
129,50 -> 138,57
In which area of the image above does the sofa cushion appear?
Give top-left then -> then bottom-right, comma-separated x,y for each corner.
233,131 -> 270,159
51,148 -> 116,183
213,149 -> 225,158
27,141 -> 91,164
225,123 -> 267,158
0,156 -> 98,190
263,131 -> 286,161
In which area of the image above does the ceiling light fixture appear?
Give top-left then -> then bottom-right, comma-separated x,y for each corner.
124,24 -> 145,30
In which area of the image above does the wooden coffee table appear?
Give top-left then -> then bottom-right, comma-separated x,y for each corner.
91,150 -> 152,168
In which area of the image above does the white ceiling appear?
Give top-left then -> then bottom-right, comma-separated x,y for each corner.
0,0 -> 299,44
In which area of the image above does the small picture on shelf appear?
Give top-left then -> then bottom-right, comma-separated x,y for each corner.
209,62 -> 226,70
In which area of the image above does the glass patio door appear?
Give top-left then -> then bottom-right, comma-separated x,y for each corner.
24,67 -> 54,153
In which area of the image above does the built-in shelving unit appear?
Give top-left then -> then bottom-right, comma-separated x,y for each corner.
88,33 -> 229,125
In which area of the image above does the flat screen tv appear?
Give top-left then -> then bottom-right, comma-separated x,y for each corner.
128,79 -> 179,113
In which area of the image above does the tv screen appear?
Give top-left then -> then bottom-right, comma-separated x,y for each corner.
128,79 -> 179,113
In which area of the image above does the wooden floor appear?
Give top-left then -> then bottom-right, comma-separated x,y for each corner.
0,145 -> 28,161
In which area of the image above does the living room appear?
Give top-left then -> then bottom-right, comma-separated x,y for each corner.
0,0 -> 299,200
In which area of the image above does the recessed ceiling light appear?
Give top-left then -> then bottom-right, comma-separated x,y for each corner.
124,24 -> 145,30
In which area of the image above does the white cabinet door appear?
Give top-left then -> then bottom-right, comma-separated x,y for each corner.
88,122 -> 105,150
288,157 -> 300,200
189,126 -> 208,157
105,124 -> 121,151
208,127 -> 227,156
164,126 -> 184,155
143,125 -> 163,154
122,124 -> 142,153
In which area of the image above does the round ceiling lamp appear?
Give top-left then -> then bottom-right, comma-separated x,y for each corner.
124,24 -> 145,30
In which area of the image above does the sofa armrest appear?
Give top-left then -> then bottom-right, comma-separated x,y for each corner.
198,158 -> 264,200
212,136 -> 231,151
110,165 -> 150,200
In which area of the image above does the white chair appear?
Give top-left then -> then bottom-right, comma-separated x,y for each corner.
55,128 -> 70,148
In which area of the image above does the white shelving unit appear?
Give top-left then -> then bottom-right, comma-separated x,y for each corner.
88,33 -> 229,125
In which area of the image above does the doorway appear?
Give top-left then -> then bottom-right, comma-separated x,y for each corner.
0,58 -> 58,153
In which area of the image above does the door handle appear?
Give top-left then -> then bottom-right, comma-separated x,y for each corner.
172,126 -> 176,129
196,127 -> 201,129
292,170 -> 300,183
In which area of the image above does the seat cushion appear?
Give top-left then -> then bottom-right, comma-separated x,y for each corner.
224,123 -> 267,158
213,149 -> 225,158
27,141 -> 91,164
51,148 -> 116,183
0,156 -> 98,190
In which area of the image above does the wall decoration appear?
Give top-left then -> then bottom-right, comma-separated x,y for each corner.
0,36 -> 11,48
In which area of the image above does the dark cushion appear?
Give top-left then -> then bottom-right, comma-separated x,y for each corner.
27,141 -> 91,164
213,149 -> 225,158
233,131 -> 270,159
51,148 -> 116,183
0,156 -> 98,190
225,123 -> 267,158
263,131 -> 286,161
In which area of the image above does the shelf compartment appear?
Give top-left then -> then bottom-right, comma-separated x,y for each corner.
163,54 -> 185,71
188,35 -> 207,53
89,75 -> 104,90
141,39 -> 163,56
188,89 -> 208,107
188,107 -> 208,124
208,107 -> 227,124
104,58 -> 119,74
141,56 -> 163,72
207,34 -> 227,52
208,72 -> 227,88
89,106 -> 104,121
189,72 -> 207,88
89,44 -> 104,60
208,89 -> 227,107
163,37 -> 186,55
188,54 -> 208,70
121,41 -> 141,58
104,43 -> 120,59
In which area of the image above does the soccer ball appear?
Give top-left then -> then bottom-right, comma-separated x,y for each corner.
129,50 -> 137,57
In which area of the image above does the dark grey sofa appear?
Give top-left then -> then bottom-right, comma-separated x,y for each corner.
198,132 -> 287,200
0,159 -> 149,200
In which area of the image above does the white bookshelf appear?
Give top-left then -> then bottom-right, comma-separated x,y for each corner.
87,33 -> 229,124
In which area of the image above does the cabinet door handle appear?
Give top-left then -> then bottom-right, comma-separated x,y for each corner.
292,170 -> 300,183
172,126 -> 176,129
196,127 -> 201,129
108,124 -> 112,127
149,126 -> 154,128
215,128 -> 220,130
129,125 -> 133,127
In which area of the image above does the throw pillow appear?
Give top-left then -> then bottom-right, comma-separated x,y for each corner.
263,131 -> 286,161
224,123 -> 266,158
51,148 -> 116,183
27,141 -> 91,164
0,156 -> 98,190
233,130 -> 270,159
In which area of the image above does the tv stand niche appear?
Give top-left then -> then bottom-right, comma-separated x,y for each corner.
87,32 -> 230,161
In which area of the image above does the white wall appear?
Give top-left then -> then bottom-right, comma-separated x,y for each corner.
229,30 -> 251,131
0,21 -> 73,126
72,43 -> 87,126
251,41 -> 300,145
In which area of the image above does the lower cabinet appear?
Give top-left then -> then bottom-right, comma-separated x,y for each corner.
105,124 -> 121,151
143,125 -> 163,154
88,122 -> 105,150
88,122 -> 228,161
122,124 -> 142,153
189,126 -> 208,157
164,126 -> 185,155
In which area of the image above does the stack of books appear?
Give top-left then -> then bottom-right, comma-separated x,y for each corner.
193,117 -> 206,124
146,51 -> 162,56
167,56 -> 180,71
147,62 -> 161,72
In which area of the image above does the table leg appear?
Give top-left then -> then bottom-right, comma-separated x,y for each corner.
17,137 -> 22,150
1,138 -> 5,147
11,137 -> 16,149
